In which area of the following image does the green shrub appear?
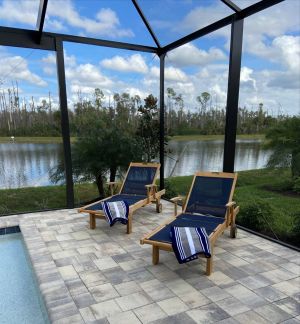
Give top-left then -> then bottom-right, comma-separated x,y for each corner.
293,177 -> 300,194
164,179 -> 179,199
291,213 -> 300,247
238,199 -> 276,233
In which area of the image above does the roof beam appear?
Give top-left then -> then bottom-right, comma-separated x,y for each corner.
0,26 -> 158,53
131,0 -> 161,48
237,0 -> 284,19
0,26 -> 55,50
59,33 -> 158,53
220,0 -> 241,12
36,0 -> 48,43
162,15 -> 233,53
162,0 -> 285,53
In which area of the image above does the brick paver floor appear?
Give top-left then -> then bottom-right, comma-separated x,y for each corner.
0,200 -> 299,323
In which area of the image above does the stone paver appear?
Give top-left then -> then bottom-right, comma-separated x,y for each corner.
0,200 -> 299,323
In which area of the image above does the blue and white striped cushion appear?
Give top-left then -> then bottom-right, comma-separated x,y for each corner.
101,200 -> 129,227
170,226 -> 211,264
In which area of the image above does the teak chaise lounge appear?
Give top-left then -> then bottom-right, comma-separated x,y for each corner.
78,162 -> 165,234
140,171 -> 239,275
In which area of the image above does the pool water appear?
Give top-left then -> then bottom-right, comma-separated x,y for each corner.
0,232 -> 49,324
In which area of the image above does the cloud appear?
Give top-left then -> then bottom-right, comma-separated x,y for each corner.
47,0 -> 134,38
176,2 -> 232,34
271,35 -> 300,71
100,54 -> 148,73
0,55 -> 47,87
0,0 -> 39,26
150,66 -> 188,82
167,43 -> 226,67
0,0 -> 134,38
66,63 -> 113,89
240,67 -> 256,91
42,52 -> 76,66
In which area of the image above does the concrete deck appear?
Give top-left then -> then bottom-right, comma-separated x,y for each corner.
0,200 -> 299,324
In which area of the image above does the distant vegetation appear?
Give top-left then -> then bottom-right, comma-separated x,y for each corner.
0,85 -> 292,137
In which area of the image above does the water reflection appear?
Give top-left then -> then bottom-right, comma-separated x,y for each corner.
0,140 -> 272,189
0,143 -> 63,189
165,139 -> 272,177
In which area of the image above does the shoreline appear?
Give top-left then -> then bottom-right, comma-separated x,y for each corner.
0,134 -> 265,144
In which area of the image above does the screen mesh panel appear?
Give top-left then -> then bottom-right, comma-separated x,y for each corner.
185,176 -> 233,217
121,166 -> 157,196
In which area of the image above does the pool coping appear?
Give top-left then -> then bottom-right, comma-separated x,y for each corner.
0,211 -> 81,323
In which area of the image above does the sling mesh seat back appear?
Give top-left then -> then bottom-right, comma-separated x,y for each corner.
83,194 -> 147,211
121,166 -> 157,196
185,176 -> 234,218
149,213 -> 224,244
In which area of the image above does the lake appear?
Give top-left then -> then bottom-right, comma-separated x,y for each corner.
0,139 -> 272,189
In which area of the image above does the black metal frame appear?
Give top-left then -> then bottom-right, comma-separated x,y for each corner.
0,0 -> 285,207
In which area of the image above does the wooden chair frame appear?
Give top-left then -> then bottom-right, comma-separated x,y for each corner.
78,162 -> 165,234
140,171 -> 239,275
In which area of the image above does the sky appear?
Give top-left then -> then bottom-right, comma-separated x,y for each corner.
0,0 -> 299,116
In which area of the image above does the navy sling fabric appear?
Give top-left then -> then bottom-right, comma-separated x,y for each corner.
149,213 -> 224,244
121,166 -> 157,196
185,176 -> 233,218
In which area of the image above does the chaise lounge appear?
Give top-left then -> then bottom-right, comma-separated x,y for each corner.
78,162 -> 165,234
140,171 -> 239,275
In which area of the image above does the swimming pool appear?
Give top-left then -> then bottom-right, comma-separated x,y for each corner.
0,228 -> 50,324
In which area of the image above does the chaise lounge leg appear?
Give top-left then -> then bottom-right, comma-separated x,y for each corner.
152,246 -> 159,265
156,198 -> 162,213
90,214 -> 96,229
127,213 -> 133,234
206,256 -> 213,276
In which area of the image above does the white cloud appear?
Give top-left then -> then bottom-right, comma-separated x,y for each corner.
173,2 -> 232,34
168,43 -> 226,67
240,67 -> 257,91
42,52 -> 76,67
150,66 -> 188,82
101,54 -> 148,73
271,35 -> 300,71
0,0 -> 39,26
0,0 -> 134,38
0,55 -> 47,87
66,63 -> 114,90
47,0 -> 134,38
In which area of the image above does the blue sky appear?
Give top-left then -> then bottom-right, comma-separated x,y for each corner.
0,0 -> 299,116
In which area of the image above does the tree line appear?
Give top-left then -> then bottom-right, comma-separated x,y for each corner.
0,86 -> 290,137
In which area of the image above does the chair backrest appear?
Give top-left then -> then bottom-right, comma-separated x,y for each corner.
184,172 -> 237,218
120,162 -> 160,196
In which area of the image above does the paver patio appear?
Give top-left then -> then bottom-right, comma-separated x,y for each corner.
0,200 -> 299,324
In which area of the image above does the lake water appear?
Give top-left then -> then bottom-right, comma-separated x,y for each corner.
0,139 -> 272,189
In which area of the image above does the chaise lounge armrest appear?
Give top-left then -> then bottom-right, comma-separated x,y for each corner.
225,201 -> 239,228
170,195 -> 185,216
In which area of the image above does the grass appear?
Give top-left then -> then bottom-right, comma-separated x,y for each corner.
0,137 -> 76,144
0,183 -> 99,215
0,134 -> 264,144
170,134 -> 265,141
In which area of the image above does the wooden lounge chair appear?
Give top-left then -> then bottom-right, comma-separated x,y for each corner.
78,162 -> 165,234
140,171 -> 239,275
